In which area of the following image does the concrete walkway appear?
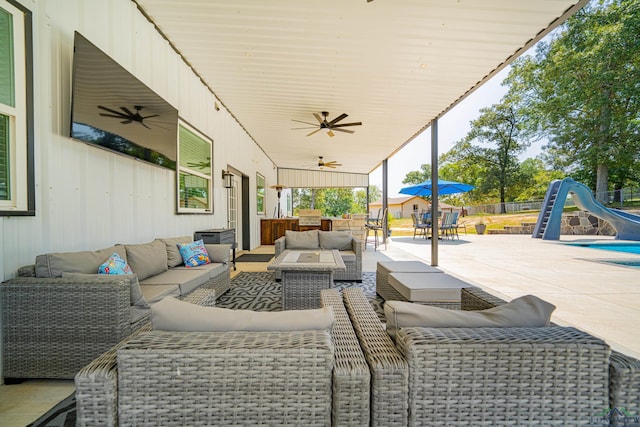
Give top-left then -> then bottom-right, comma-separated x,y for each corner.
362,234 -> 640,358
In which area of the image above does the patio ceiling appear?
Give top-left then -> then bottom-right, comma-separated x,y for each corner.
134,0 -> 588,175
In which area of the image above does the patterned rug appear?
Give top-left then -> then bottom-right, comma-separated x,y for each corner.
218,271 -> 384,320
28,271 -> 384,426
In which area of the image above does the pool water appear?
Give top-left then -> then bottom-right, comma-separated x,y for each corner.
569,242 -> 640,255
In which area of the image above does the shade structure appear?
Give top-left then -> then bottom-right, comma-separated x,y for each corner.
399,180 -> 475,197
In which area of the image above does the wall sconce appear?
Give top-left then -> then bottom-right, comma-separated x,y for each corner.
222,170 -> 233,188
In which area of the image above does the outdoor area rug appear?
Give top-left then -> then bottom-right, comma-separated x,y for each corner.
217,271 -> 384,319
29,271 -> 383,426
27,392 -> 75,427
235,253 -> 275,263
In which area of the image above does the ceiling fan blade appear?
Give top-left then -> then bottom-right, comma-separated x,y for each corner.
121,106 -> 135,116
332,128 -> 355,134
99,113 -> 128,119
98,105 -> 128,117
141,114 -> 160,120
292,119 -> 318,126
325,160 -> 342,166
327,130 -> 335,137
141,122 -> 151,129
121,119 -> 133,124
328,113 -> 348,126
324,164 -> 337,168
332,121 -> 362,128
291,126 -> 318,130
307,128 -> 322,137
313,113 -> 324,125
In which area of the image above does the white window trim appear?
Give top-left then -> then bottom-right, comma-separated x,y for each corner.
0,0 -> 31,214
176,120 -> 213,214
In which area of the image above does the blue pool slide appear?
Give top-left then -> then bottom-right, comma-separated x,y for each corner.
533,178 -> 640,241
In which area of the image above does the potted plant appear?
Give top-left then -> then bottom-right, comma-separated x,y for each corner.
474,220 -> 487,235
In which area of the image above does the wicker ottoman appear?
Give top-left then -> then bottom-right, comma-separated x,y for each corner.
376,261 -> 443,301
387,272 -> 475,309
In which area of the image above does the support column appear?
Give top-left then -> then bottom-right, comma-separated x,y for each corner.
382,159 -> 388,244
430,119 -> 439,266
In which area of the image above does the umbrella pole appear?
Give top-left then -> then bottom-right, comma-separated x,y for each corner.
430,119 -> 439,266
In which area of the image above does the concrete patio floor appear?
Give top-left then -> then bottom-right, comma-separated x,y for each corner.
363,233 -> 640,358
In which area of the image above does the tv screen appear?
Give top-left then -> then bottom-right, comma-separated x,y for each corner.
70,32 -> 178,169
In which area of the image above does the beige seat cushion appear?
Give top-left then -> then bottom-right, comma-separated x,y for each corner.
385,295 -> 555,340
140,284 -> 180,304
152,296 -> 335,332
285,230 -> 319,249
140,268 -> 211,296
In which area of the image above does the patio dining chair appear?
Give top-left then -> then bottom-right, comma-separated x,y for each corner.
366,208 -> 387,250
411,213 -> 430,239
439,212 -> 456,239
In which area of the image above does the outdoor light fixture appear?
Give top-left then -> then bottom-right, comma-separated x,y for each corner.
270,184 -> 288,218
222,170 -> 233,188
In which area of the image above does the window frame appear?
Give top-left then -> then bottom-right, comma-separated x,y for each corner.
256,172 -> 265,215
0,0 -> 34,216
176,120 -> 213,214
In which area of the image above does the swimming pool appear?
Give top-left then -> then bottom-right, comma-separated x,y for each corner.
567,242 -> 640,255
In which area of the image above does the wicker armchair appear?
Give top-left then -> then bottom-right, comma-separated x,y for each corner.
344,287 -> 640,426
75,289 -> 370,426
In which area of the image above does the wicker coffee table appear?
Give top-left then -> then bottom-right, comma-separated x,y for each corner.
267,249 -> 346,310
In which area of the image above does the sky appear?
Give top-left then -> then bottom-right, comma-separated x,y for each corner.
369,66 -> 544,197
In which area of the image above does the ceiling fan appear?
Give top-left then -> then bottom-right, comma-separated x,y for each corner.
98,105 -> 159,129
292,111 -> 362,137
317,156 -> 342,169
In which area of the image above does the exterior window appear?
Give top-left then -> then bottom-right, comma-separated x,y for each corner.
177,122 -> 212,213
0,0 -> 33,215
256,173 -> 265,214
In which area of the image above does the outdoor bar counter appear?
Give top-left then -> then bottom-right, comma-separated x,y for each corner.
260,218 -> 332,245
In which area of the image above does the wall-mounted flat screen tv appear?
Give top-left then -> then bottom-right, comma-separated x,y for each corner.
70,32 -> 178,169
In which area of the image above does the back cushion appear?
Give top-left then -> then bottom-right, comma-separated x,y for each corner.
35,245 -> 128,278
157,236 -> 192,268
152,296 -> 335,332
124,240 -> 168,281
285,230 -> 319,249
384,295 -> 555,340
319,231 -> 352,250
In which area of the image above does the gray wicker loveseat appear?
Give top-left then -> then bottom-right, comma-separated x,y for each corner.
275,229 -> 362,281
342,287 -> 640,426
1,236 -> 231,381
74,288 -> 371,426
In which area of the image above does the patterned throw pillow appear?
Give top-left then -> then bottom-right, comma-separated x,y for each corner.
98,252 -> 133,275
178,240 -> 211,267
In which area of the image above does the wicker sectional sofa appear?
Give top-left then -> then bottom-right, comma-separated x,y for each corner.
275,230 -> 362,281
74,289 -> 370,427
1,237 -> 231,381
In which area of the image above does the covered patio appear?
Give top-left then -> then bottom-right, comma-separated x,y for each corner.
7,0 -> 637,425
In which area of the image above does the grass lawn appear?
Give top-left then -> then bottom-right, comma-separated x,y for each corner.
389,212 -> 540,236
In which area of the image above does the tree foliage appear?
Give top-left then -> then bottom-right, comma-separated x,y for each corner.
441,102 -> 534,213
505,0 -> 640,201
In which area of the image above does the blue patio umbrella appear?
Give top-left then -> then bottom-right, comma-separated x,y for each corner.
399,179 -> 475,196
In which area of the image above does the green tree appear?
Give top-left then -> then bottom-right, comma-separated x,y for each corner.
322,188 -> 355,217
505,0 -> 640,202
511,158 -> 565,201
402,164 -> 431,185
443,102 -> 533,213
